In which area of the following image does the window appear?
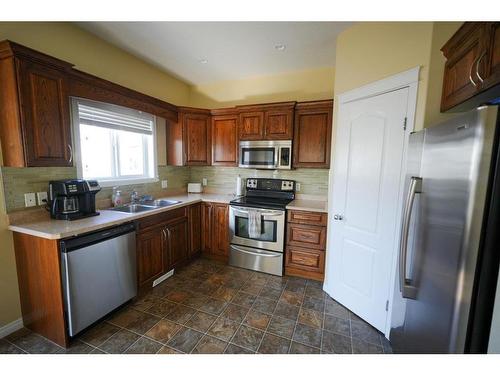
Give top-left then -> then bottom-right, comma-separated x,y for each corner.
72,98 -> 157,186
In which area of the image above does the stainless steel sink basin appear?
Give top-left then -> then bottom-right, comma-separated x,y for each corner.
142,199 -> 182,207
107,204 -> 160,214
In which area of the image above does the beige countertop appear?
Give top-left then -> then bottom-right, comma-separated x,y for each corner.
8,193 -> 235,240
286,199 -> 328,213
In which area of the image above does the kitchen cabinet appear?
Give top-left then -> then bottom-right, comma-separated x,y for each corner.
201,202 -> 230,260
137,227 -> 165,287
285,210 -> 328,281
165,217 -> 189,270
211,109 -> 239,166
167,107 -> 211,166
441,22 -> 500,111
293,100 -> 333,168
188,203 -> 202,256
0,41 -> 73,167
237,102 -> 295,141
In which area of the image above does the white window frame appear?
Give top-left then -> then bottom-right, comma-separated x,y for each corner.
71,97 -> 158,187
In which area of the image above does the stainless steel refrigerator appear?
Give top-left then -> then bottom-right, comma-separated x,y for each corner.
390,105 -> 500,353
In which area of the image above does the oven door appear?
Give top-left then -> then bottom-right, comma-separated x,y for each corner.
229,205 -> 285,252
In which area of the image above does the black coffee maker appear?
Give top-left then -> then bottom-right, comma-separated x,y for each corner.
48,179 -> 101,220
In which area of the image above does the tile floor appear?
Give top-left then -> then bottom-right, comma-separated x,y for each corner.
0,258 -> 392,354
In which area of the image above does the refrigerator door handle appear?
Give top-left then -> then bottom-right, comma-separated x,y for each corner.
399,176 -> 422,299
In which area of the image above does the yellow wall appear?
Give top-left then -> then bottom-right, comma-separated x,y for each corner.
189,66 -> 335,108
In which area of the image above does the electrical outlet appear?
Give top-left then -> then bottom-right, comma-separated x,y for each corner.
296,183 -> 301,192
36,191 -> 48,206
161,180 -> 168,189
202,178 -> 208,186
24,193 -> 36,207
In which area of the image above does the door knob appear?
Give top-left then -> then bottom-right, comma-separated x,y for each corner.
334,214 -> 344,221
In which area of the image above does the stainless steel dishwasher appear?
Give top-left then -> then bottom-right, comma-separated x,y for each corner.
60,223 -> 137,337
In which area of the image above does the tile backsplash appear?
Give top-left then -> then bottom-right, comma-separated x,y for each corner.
1,165 -> 328,213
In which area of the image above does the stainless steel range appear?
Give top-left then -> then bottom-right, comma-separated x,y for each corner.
229,178 -> 295,276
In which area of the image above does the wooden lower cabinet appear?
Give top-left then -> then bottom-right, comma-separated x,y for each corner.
285,210 -> 328,281
201,202 -> 230,260
188,203 -> 202,256
136,227 -> 165,287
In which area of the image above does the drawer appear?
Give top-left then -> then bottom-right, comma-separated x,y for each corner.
286,223 -> 326,250
287,210 -> 327,226
285,246 -> 325,274
136,207 -> 187,231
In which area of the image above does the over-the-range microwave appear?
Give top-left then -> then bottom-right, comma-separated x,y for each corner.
238,140 -> 292,170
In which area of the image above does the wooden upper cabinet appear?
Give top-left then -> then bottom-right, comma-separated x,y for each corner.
293,100 -> 333,169
211,110 -> 238,166
0,41 -> 73,167
441,22 -> 500,112
239,112 -> 264,140
264,109 -> 293,139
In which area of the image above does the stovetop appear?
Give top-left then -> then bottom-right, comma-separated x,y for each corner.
230,196 -> 293,210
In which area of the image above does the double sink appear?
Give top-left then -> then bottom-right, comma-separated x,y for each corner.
107,199 -> 182,214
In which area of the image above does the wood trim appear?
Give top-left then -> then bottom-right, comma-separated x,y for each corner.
287,210 -> 328,226
236,101 -> 296,112
0,40 -> 74,71
13,233 -> 68,348
286,223 -> 327,250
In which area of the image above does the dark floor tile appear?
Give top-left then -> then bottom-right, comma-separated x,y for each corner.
258,333 -> 290,354
166,290 -> 192,303
124,337 -> 163,354
5,327 -> 31,342
224,343 -> 254,354
267,316 -> 296,339
298,308 -> 323,329
207,317 -> 240,341
305,286 -> 325,299
192,282 -> 220,295
274,301 -> 300,320
286,277 -> 307,286
125,311 -> 161,334
166,305 -> 197,324
145,319 -> 182,343
167,327 -> 203,353
241,283 -> 263,295
231,292 -> 257,308
324,314 -> 350,337
352,338 -> 384,354
79,322 -> 121,347
289,341 -> 320,354
146,300 -> 178,317
243,309 -> 271,330
211,286 -> 238,302
350,312 -> 364,322
381,336 -> 393,353
9,331 -> 61,354
267,276 -> 288,290
157,345 -> 182,354
0,339 -> 25,354
285,282 -> 305,294
259,286 -> 282,301
131,294 -> 160,312
107,307 -> 143,327
192,335 -> 228,354
252,297 -> 278,314
325,299 -> 349,319
99,329 -> 140,354
322,331 -> 352,354
280,290 -> 303,307
185,311 -> 218,333
231,325 -> 264,352
351,320 -> 381,346
59,340 -> 94,354
199,298 -> 228,315
302,296 -> 325,313
293,323 -> 322,348
183,294 -> 209,309
221,303 -> 250,323
90,348 -> 107,354
306,279 -> 323,289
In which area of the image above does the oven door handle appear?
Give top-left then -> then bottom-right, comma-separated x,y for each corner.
230,207 -> 284,217
231,245 -> 282,257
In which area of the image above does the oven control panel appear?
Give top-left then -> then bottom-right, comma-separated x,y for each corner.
246,178 -> 295,192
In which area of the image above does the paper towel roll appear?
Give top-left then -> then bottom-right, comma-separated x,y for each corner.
236,175 -> 244,196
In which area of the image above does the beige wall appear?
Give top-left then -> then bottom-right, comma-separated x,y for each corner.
189,66 -> 335,108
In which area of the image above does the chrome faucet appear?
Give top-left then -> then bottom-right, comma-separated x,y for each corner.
130,190 -> 139,204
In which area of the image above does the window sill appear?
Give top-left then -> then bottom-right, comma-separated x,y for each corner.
96,177 -> 159,188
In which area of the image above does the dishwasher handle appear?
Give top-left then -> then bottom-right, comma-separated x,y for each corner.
60,222 -> 136,252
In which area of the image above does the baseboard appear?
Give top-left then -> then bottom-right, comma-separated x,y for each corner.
0,318 -> 23,339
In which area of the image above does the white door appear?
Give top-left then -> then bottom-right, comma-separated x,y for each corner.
325,87 -> 409,332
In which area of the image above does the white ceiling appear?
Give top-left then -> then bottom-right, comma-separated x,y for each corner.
77,22 -> 352,85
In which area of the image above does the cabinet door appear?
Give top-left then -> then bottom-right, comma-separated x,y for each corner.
18,60 -> 72,166
201,202 -> 213,254
441,24 -> 487,111
165,217 -> 189,270
264,109 -> 293,140
212,115 -> 238,166
239,112 -> 264,140
183,113 -> 211,165
285,246 -> 325,277
293,103 -> 333,168
188,203 -> 202,257
211,203 -> 229,257
483,22 -> 500,90
136,228 -> 165,287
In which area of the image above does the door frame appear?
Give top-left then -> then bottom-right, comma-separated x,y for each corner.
324,67 -> 421,337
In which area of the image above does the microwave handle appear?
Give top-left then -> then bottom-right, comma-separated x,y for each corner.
274,147 -> 279,168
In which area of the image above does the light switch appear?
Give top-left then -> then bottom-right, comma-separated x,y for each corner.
24,193 -> 36,207
161,180 -> 168,189
296,183 -> 301,192
37,191 -> 48,206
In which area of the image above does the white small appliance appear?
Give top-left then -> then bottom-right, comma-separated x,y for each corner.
187,183 -> 203,193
